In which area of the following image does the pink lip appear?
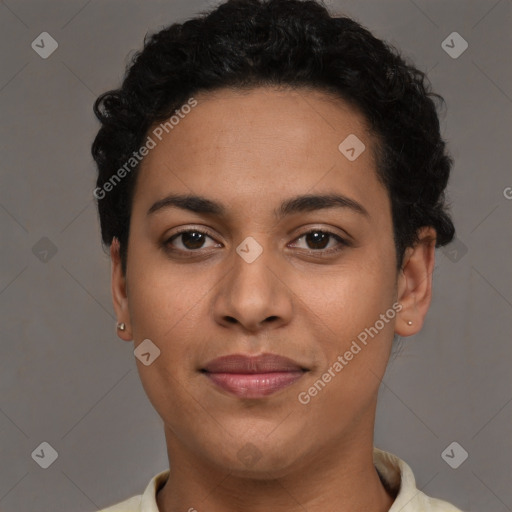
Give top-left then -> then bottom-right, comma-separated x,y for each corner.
202,354 -> 308,398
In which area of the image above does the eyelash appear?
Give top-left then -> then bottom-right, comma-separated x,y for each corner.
163,227 -> 350,257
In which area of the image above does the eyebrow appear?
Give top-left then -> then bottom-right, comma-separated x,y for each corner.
147,192 -> 369,219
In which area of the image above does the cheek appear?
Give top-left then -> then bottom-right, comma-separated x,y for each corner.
125,263 -> 208,414
125,242 -> 209,338
302,254 -> 397,391
296,273 -> 396,423
306,256 -> 396,335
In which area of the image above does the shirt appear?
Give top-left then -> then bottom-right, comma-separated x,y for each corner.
99,446 -> 464,511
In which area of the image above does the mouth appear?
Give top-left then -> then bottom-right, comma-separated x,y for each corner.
201,353 -> 309,398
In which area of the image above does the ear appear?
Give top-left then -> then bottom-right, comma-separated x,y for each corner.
111,237 -> 133,342
395,226 -> 437,337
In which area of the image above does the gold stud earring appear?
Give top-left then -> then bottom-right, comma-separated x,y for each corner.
117,322 -> 126,331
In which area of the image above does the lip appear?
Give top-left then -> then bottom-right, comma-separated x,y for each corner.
202,354 -> 308,398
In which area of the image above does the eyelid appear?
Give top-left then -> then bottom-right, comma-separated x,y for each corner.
292,224 -> 352,243
168,225 -> 218,240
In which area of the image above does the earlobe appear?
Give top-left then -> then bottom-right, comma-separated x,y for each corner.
110,237 -> 133,342
395,227 -> 437,337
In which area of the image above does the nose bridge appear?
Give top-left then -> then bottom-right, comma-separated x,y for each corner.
231,234 -> 275,301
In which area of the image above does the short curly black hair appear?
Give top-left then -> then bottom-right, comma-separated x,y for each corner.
92,0 -> 455,274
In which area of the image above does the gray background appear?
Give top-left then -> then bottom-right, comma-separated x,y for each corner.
1,0 -> 511,510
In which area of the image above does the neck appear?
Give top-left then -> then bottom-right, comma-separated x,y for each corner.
156,430 -> 395,512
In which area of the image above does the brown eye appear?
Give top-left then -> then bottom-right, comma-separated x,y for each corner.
304,231 -> 330,250
178,231 -> 207,250
290,229 -> 348,253
165,229 -> 220,252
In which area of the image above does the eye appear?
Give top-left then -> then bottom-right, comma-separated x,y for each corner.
163,227 -> 350,256
164,228 -> 221,252
289,229 -> 349,254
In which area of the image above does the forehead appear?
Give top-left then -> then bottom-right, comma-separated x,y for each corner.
155,86 -> 372,164
133,86 -> 387,222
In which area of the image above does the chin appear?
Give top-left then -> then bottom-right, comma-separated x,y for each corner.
204,433 -> 310,479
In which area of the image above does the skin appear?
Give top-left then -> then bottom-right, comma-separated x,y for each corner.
110,86 -> 437,512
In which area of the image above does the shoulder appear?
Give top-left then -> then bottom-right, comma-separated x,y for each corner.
97,468 -> 169,512
373,447 -> 466,512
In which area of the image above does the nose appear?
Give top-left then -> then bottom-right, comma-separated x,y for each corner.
212,242 -> 293,333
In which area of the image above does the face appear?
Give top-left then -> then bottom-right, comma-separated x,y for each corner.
111,86 -> 434,478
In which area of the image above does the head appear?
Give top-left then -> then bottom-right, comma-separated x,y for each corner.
92,0 -> 454,477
